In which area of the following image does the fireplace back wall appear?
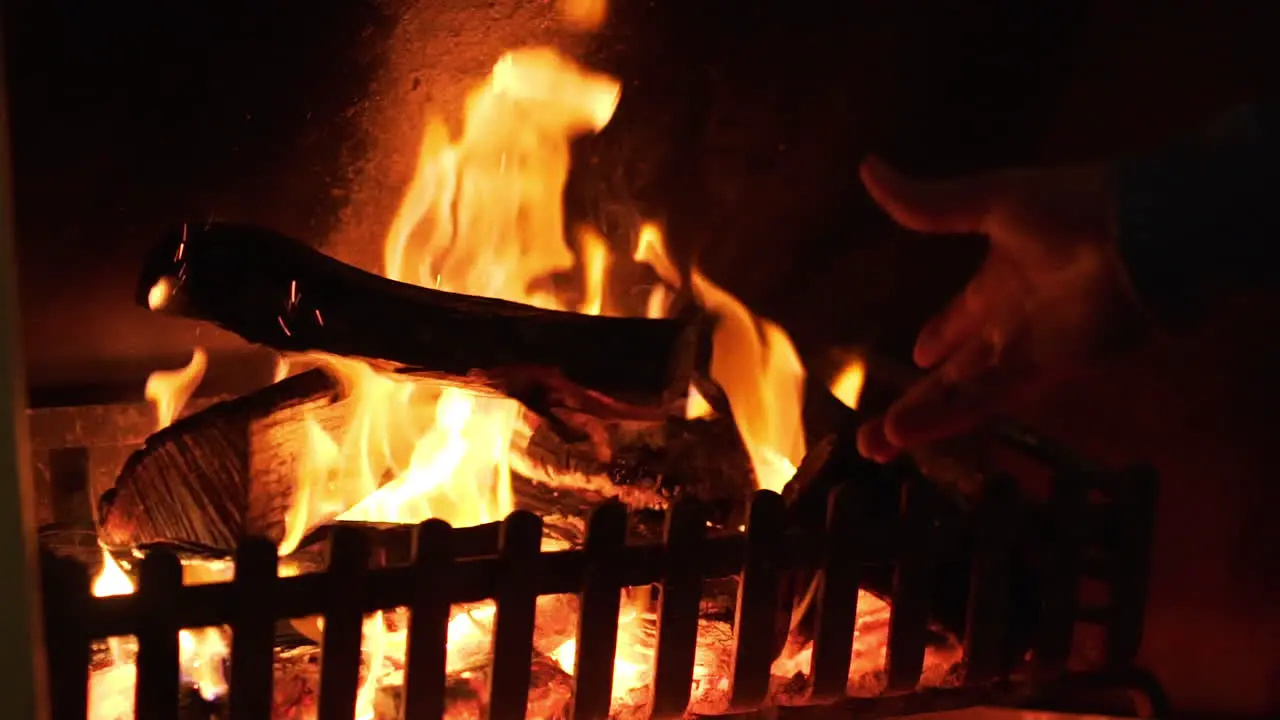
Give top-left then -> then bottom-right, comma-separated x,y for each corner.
6,0 -> 1280,715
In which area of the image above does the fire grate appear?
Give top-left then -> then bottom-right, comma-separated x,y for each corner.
39,453 -> 1160,720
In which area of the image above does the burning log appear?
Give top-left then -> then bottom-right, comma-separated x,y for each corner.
97,368 -> 755,554
138,222 -> 708,409
97,369 -> 341,553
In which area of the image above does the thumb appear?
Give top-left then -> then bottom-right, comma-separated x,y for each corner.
860,156 -> 1003,234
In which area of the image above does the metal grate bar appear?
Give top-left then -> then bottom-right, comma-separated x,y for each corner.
401,519 -> 454,720
317,527 -> 370,720
36,464 -> 1156,720
728,491 -> 787,710
963,475 -> 1019,684
648,500 -> 706,719
885,477 -> 934,691
228,538 -> 279,720
135,551 -> 182,720
487,511 -> 542,720
571,502 -> 627,720
806,483 -> 863,701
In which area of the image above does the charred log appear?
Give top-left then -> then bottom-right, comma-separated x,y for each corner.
138,222 -> 708,409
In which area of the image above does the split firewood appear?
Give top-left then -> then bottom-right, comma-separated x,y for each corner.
97,367 -> 755,554
138,222 -> 709,409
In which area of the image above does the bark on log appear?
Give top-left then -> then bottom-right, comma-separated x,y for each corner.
97,369 -> 755,554
138,222 -> 708,409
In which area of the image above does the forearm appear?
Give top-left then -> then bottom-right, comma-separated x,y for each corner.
1114,103 -> 1280,325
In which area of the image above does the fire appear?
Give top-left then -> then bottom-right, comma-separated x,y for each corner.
91,548 -> 133,599
143,347 -> 207,428
267,41 -> 820,716
269,48 -> 632,719
634,223 -> 807,492
830,355 -> 867,410
112,17 -> 959,717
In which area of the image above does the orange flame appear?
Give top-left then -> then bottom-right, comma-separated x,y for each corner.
282,50 -> 623,554
634,223 -> 806,492
830,355 -> 866,410
276,49 -> 625,717
117,39 -> 962,717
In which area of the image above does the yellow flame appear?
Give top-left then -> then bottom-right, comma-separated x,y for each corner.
144,347 -> 207,428
276,49 -> 624,712
578,226 -> 612,316
830,355 -> 866,410
284,50 -> 623,549
179,628 -> 230,701
91,549 -> 133,598
634,222 -> 806,492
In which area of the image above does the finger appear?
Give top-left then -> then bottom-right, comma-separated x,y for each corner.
860,155 -> 1002,234
912,257 -> 1008,368
914,287 -> 983,370
883,340 -> 1017,449
856,417 -> 902,464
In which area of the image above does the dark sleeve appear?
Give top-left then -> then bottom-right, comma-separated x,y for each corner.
1114,103 -> 1280,326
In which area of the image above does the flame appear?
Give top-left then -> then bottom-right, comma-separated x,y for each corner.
276,46 -> 819,714
578,226 -> 612,316
179,627 -> 230,701
92,549 -> 134,599
283,49 -> 622,547
273,49 -> 624,717
108,39 -> 960,717
830,355 -> 866,410
634,223 -> 806,492
144,347 -> 207,428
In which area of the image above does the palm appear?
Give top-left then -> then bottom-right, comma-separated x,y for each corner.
855,157 -> 1145,462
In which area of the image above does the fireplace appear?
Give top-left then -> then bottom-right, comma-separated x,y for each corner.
10,1 -> 1279,719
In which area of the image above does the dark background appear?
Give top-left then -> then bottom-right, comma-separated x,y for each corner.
5,0 -> 1280,714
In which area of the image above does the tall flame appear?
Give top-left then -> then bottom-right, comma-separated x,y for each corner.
634,223 -> 807,492
282,49 -> 622,556
278,49 -> 624,719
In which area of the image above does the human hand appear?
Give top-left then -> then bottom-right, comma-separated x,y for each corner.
856,156 -> 1150,462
